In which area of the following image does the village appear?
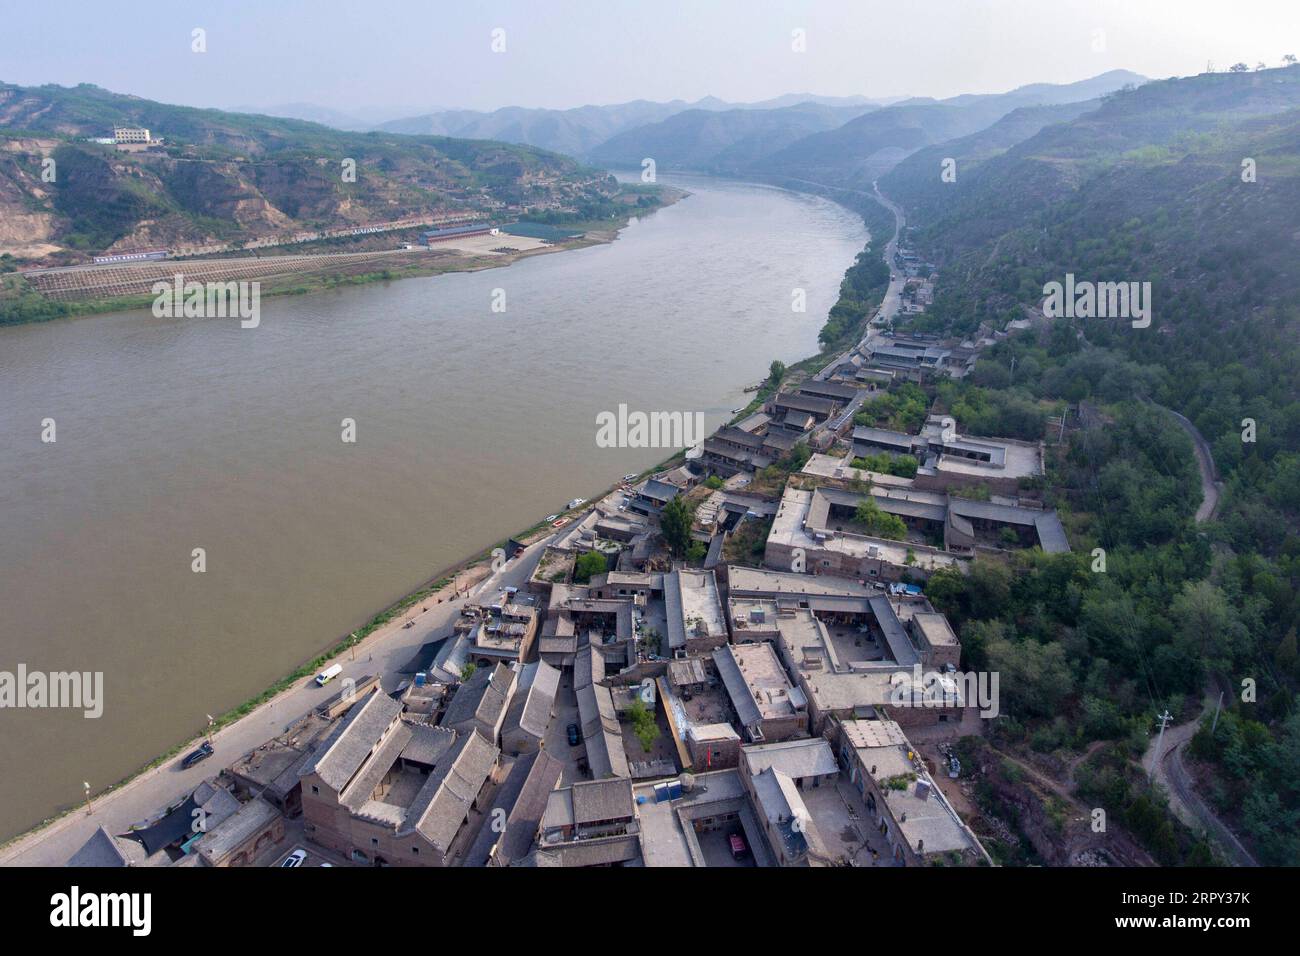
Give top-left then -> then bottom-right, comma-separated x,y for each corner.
53,240 -> 1075,870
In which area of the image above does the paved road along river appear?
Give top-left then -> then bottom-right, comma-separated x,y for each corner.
0,174 -> 867,842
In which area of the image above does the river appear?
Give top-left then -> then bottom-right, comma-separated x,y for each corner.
0,175 -> 867,842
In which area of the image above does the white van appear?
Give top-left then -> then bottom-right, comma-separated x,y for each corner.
315,663 -> 344,687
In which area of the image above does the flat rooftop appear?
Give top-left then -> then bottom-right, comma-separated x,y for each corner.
665,569 -> 727,651
727,564 -> 880,598
911,611 -> 959,647
767,488 -> 966,573
715,642 -> 803,721
801,452 -> 915,488
633,769 -> 757,867
842,719 -> 980,857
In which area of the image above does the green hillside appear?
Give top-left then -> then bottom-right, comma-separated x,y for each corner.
752,70 -> 1145,187
886,64 -> 1300,865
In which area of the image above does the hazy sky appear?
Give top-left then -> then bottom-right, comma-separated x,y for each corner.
3,0 -> 1298,117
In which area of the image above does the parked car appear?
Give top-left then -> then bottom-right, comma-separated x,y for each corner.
729,833 -> 748,860
281,849 -> 307,868
315,663 -> 344,686
180,741 -> 214,770
566,723 -> 581,746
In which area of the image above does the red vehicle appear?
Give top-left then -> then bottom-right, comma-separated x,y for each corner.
728,833 -> 747,860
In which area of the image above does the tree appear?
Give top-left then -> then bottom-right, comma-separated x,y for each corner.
459,662 -> 477,683
986,635 -> 1074,719
625,697 -> 660,752
922,566 -> 966,617
1169,580 -> 1251,675
573,550 -> 608,584
660,496 -> 694,557
852,497 -> 907,539
1229,62 -> 1249,72
768,360 -> 786,387
1284,54 -> 1297,66
780,441 -> 812,472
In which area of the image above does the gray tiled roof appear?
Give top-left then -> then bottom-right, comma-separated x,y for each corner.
574,643 -> 606,691
572,778 -> 635,824
743,738 -> 839,780
576,682 -> 629,779
339,722 -> 413,811
405,729 -> 499,852
67,826 -> 132,867
306,692 -> 403,791
197,797 -> 281,863
868,596 -> 921,667
441,662 -> 515,737
401,724 -> 458,767
515,660 -> 560,740
495,751 -> 564,864
713,644 -> 763,729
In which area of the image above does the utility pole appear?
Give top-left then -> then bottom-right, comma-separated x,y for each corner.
1149,709 -> 1174,782
1211,691 -> 1225,733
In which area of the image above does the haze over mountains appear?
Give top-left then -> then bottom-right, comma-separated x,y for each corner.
752,70 -> 1148,186
883,64 -> 1300,329
239,70 -> 1145,187
370,93 -> 884,157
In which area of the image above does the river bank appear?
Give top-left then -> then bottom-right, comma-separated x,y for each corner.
0,189 -> 686,327
0,174 -> 871,844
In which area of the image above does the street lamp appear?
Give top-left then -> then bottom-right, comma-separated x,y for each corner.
205,714 -> 215,746
83,781 -> 93,815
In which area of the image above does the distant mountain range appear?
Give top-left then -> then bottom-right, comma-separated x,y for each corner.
305,71 -> 1145,187
587,101 -> 879,173
368,93 -> 883,157
882,65 -> 1300,321
752,70 -> 1148,186
0,69 -> 1181,270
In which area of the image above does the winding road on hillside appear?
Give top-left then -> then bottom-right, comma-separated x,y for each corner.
1159,404 -> 1225,522
1074,322 -> 1225,521
1147,690 -> 1258,867
1135,410 -> 1254,864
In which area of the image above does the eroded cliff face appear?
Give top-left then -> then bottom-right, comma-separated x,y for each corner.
0,138 -> 61,256
0,142 -> 452,261
0,81 -> 606,266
